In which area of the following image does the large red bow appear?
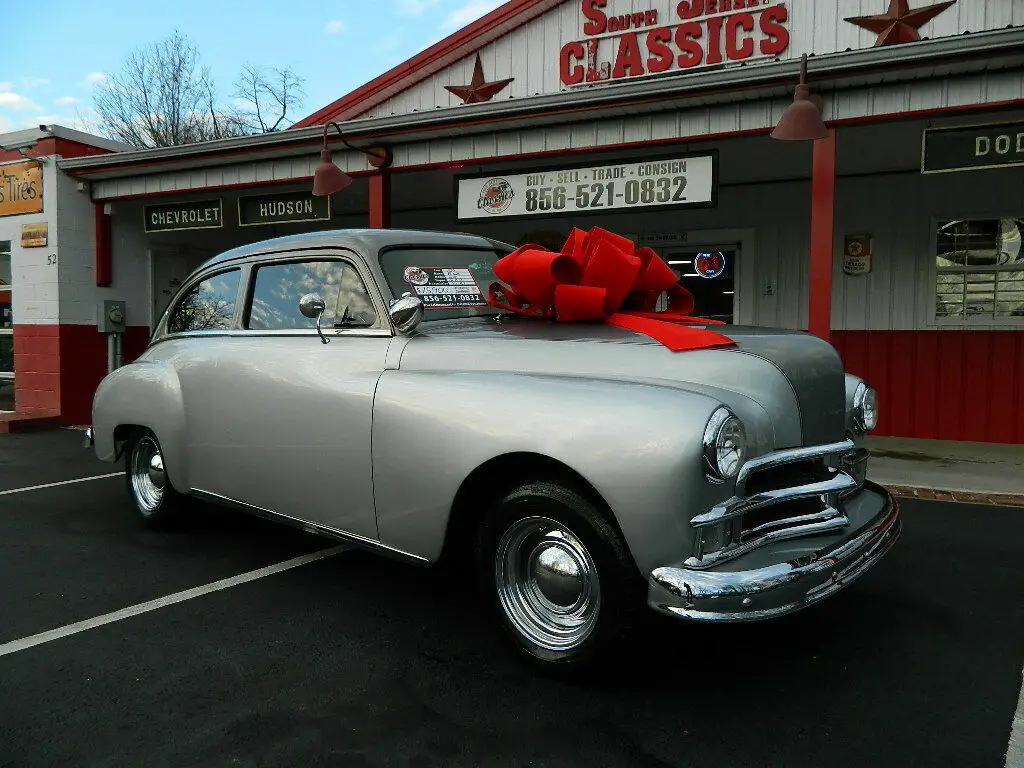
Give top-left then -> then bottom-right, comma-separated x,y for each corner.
488,227 -> 736,352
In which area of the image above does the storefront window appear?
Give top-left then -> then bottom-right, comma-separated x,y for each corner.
936,219 -> 1024,319
666,248 -> 736,324
1,240 -> 13,411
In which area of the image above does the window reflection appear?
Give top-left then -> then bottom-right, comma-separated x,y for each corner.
936,219 -> 1024,318
168,270 -> 241,333
247,260 -> 377,330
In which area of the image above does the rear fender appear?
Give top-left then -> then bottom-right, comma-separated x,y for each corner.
91,361 -> 188,491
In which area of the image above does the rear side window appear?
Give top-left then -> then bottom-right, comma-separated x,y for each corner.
167,269 -> 241,334
246,260 -> 377,330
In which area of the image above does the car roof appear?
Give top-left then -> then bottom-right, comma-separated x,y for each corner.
197,228 -> 511,271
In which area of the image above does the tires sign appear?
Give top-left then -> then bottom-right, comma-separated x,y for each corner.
455,154 -> 716,221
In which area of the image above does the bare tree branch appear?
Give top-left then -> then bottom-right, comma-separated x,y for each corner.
92,30 -> 258,148
231,64 -> 307,134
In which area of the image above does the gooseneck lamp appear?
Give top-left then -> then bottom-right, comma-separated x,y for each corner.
312,122 -> 393,197
771,54 -> 829,142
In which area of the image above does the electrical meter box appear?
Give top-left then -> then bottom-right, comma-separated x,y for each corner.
97,300 -> 127,333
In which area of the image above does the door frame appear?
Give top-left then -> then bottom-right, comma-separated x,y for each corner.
626,228 -> 757,325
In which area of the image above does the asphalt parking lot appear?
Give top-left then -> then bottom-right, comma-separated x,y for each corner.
1,429 -> 1022,767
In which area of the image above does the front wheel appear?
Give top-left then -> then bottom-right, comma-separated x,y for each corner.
475,481 -> 644,676
124,428 -> 187,528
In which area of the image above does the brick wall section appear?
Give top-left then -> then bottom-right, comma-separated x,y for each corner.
11,325 -> 60,413
13,323 -> 149,422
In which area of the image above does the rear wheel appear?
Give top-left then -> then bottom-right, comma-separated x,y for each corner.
124,428 -> 186,528
475,481 -> 644,677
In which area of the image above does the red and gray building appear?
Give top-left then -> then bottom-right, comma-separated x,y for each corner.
2,0 -> 1023,442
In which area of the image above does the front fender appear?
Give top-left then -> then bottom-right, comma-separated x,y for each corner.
91,360 -> 188,491
371,371 -> 769,575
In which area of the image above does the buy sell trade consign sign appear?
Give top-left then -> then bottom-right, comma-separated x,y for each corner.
455,153 -> 717,221
560,0 -> 791,87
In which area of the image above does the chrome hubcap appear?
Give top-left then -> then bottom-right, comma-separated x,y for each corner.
130,436 -> 165,514
495,516 -> 600,652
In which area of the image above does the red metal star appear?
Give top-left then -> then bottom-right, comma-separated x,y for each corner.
445,53 -> 514,104
845,0 -> 958,46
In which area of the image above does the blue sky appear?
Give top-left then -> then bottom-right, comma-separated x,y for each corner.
0,0 -> 505,136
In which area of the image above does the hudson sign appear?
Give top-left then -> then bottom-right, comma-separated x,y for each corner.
559,0 -> 791,87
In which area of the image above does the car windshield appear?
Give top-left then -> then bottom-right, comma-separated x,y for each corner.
378,245 -> 508,322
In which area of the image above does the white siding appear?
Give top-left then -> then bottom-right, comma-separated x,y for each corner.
363,0 -> 1022,119
2,159 -> 60,325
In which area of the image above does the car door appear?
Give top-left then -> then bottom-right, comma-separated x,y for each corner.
169,251 -> 392,541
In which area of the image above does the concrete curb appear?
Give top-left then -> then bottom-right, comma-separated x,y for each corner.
885,485 -> 1024,508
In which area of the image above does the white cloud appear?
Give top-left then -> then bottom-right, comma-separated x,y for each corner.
0,92 -> 41,111
80,72 -> 106,87
54,95 -> 79,106
21,77 -> 50,89
396,0 -> 440,15
441,0 -> 503,30
325,19 -> 344,34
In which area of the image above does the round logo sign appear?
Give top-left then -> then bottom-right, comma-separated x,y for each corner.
694,251 -> 727,279
477,178 -> 514,214
403,266 -> 429,286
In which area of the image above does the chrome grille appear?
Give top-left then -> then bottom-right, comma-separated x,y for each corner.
687,439 -> 869,569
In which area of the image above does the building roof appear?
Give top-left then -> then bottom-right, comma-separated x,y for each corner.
291,0 -> 554,128
0,124 -> 134,154
56,25 -> 1024,182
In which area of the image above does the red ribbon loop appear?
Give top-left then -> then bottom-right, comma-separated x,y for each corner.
488,227 -> 737,352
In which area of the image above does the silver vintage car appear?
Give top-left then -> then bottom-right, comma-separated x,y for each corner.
88,228 -> 900,675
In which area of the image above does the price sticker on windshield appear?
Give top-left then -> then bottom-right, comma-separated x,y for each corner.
402,266 -> 488,309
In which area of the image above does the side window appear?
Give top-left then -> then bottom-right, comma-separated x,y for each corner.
247,260 -> 378,331
167,269 -> 241,334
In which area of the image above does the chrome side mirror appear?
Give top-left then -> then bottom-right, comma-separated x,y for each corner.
299,293 -> 329,344
388,292 -> 424,335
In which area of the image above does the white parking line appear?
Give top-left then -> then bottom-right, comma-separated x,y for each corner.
0,544 -> 349,657
1007,666 -> 1024,768
0,472 -> 125,496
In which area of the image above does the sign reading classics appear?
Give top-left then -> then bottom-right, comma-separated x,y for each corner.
559,0 -> 791,88
456,154 -> 716,221
144,199 -> 223,232
921,121 -> 1024,174
238,191 -> 330,226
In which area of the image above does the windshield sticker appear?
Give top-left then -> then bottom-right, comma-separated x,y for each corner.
402,266 -> 487,309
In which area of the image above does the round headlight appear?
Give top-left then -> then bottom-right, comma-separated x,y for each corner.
852,382 -> 879,433
703,407 -> 747,483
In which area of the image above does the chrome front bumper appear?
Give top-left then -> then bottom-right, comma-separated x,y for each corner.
648,481 -> 900,622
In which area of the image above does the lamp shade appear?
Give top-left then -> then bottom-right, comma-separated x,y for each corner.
771,83 -> 829,141
312,149 -> 353,196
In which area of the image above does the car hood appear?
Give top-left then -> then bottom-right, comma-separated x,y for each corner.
395,316 -> 847,449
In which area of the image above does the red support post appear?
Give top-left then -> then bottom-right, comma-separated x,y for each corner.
808,129 -> 836,343
368,171 -> 391,229
94,202 -> 112,287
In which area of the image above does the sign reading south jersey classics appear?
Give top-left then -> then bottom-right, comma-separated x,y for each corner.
456,154 -> 716,221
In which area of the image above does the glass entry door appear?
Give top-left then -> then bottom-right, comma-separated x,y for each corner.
663,246 -> 737,324
1,241 -> 13,411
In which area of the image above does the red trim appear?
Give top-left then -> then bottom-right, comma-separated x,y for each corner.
94,203 -> 112,286
808,129 -> 836,342
69,94 -> 1024,184
368,172 -> 391,228
93,175 -> 320,202
294,21 -> 1021,128
832,331 -> 1024,444
292,0 -> 555,127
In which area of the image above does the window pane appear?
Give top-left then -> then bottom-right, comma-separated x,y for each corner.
0,287 -> 10,329
168,270 -> 240,333
247,260 -> 377,331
